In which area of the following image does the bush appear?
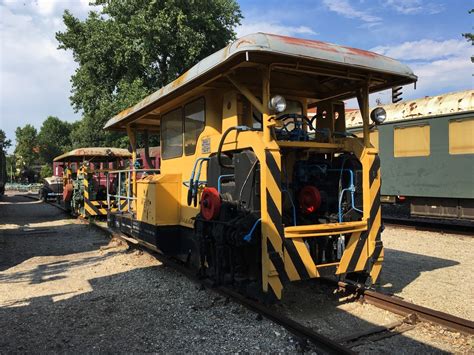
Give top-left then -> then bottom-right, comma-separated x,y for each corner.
40,164 -> 53,179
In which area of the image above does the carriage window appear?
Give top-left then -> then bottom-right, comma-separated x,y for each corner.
162,108 -> 183,159
449,118 -> 474,155
394,124 -> 430,157
184,98 -> 205,156
354,130 -> 379,150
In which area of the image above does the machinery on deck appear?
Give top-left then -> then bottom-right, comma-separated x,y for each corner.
104,33 -> 417,300
53,148 -> 131,218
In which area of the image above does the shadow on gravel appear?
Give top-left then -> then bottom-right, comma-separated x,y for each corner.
0,194 -> 454,353
0,251 -> 121,285
378,248 -> 459,294
0,224 -> 109,272
279,280 -> 451,353
0,265 -> 451,353
0,194 -> 69,225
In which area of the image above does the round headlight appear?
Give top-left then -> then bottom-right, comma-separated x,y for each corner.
269,95 -> 287,113
370,107 -> 386,125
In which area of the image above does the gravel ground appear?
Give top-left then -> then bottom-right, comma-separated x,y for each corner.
0,193 -> 309,353
380,225 -> 474,320
1,192 -> 472,354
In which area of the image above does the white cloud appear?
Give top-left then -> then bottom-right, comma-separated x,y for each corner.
236,19 -> 317,38
0,1 -> 96,152
407,56 -> 473,95
371,39 -> 471,61
385,0 -> 444,15
370,38 -> 473,104
322,0 -> 381,24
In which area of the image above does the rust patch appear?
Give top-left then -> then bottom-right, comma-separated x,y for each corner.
342,46 -> 380,58
268,33 -> 383,58
236,39 -> 255,48
170,70 -> 190,89
117,107 -> 133,119
269,34 -> 339,53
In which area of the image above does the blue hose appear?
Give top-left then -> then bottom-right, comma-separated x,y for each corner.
217,174 -> 234,193
336,169 -> 363,222
243,219 -> 261,242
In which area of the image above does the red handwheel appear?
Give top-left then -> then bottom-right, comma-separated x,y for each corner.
63,183 -> 73,202
200,187 -> 221,220
298,185 -> 321,215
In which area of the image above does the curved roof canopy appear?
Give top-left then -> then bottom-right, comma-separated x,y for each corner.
105,33 -> 417,131
54,147 -> 131,162
346,90 -> 474,127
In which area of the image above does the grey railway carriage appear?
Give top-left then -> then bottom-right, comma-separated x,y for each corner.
346,90 -> 474,224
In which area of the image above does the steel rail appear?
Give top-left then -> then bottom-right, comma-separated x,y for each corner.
88,221 -> 354,354
337,281 -> 474,335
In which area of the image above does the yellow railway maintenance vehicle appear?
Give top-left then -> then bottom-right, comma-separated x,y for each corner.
105,33 -> 417,301
54,148 -> 131,218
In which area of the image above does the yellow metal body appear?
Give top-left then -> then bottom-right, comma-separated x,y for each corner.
102,34 -> 417,299
115,88 -> 382,299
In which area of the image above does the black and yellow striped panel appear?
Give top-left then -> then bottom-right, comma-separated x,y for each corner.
84,199 -> 108,217
336,154 -> 382,276
83,178 -> 89,200
262,149 -> 285,299
263,151 -> 319,298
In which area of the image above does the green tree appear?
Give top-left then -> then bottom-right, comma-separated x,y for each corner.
6,154 -> 16,182
14,124 -> 38,168
0,129 -> 11,152
40,164 -> 53,179
37,116 -> 74,164
462,9 -> 473,44
57,0 -> 242,147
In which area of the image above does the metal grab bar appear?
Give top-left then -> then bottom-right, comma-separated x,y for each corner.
105,168 -> 160,213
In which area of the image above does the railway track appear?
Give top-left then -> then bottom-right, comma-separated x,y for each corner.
89,220 -> 354,354
335,281 -> 474,335
23,194 -> 474,352
89,221 -> 474,351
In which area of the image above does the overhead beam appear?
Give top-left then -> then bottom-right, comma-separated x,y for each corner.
226,74 -> 265,114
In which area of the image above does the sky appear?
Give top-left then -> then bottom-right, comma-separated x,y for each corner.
0,0 -> 472,152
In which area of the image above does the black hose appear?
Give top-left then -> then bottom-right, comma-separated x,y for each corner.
217,126 -> 239,169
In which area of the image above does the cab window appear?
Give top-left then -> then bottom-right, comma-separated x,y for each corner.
162,108 -> 183,159
184,98 -> 205,156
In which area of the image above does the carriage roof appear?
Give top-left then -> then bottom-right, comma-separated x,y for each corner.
104,32 -> 417,131
346,89 -> 474,128
53,147 -> 131,162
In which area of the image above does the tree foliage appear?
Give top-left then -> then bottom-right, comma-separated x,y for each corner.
462,9 -> 474,44
0,129 -> 11,152
37,116 -> 75,164
14,124 -> 38,168
40,164 -> 53,179
57,0 -> 242,147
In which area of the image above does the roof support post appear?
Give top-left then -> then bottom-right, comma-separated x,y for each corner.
126,125 -> 137,211
225,75 -> 265,114
262,66 -> 272,144
357,83 -> 371,148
